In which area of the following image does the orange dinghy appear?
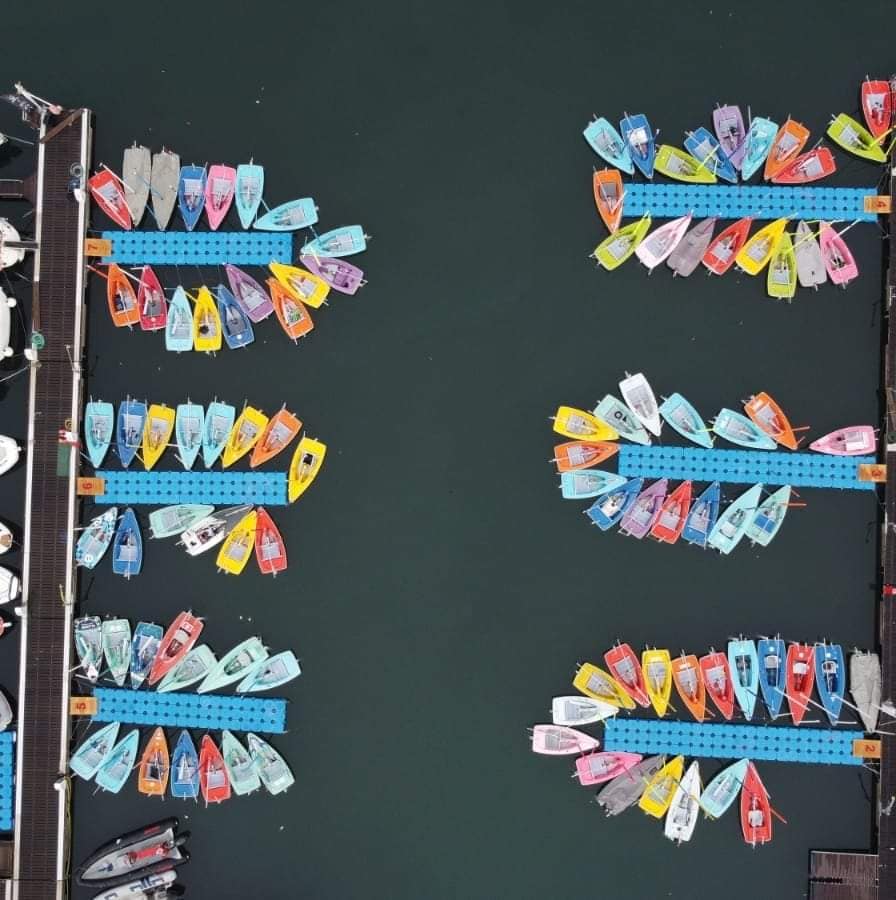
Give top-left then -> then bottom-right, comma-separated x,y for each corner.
743,392 -> 800,450
702,217 -> 752,275
671,654 -> 707,722
592,169 -> 624,233
107,264 -> 140,328
250,407 -> 302,468
763,119 -> 810,180
267,278 -> 314,342
137,727 -> 170,797
551,441 -> 619,473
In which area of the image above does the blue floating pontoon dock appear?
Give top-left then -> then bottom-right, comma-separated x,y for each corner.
101,230 -> 292,266
617,446 -> 876,491
93,688 -> 287,734
604,718 -> 863,766
620,184 -> 878,222
94,470 -> 288,506
0,733 -> 14,831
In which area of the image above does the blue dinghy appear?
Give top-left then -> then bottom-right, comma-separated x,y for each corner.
740,116 -> 778,180
699,759 -> 749,819
658,393 -> 713,448
95,729 -> 140,794
215,286 -> 255,349
584,477 -> 642,530
560,470 -> 626,500
116,398 -> 147,467
815,642 -> 846,725
583,117 -> 634,174
302,225 -> 367,258
170,729 -> 200,799
757,636 -> 786,718
253,197 -> 318,231
166,287 -> 193,352
131,621 -> 163,689
175,401 -> 204,470
235,162 -> 265,229
202,400 -> 236,468
712,409 -> 776,450
620,112 -> 656,178
85,400 -> 115,468
684,127 -> 737,183
178,164 -> 206,231
707,484 -> 764,554
681,481 -> 720,547
112,507 -> 142,578
727,638 -> 759,720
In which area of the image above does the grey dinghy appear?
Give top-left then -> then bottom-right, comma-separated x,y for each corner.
597,755 -> 665,816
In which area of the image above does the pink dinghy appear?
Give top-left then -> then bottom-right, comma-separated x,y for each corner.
635,215 -> 692,272
530,725 -> 599,756
575,751 -> 643,786
713,104 -> 747,170
810,426 -> 876,456
299,253 -> 365,296
205,165 -> 237,230
224,264 -> 275,322
618,479 -> 668,539
818,222 -> 858,287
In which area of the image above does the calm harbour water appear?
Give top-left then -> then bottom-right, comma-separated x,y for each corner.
1,1 -> 893,897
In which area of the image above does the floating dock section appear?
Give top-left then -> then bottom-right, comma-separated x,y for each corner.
604,719 -> 863,766
617,446 -> 875,491
100,230 -> 292,266
92,688 -> 287,734
0,733 -> 14,832
620,184 -> 878,222
94,470 -> 288,506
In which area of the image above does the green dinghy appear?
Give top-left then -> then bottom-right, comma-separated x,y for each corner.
197,637 -> 268,694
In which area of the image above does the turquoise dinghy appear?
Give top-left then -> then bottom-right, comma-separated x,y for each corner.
130,621 -> 163,689
584,478 -> 642,530
815,643 -> 846,725
101,618 -> 132,685
70,722 -> 120,780
594,395 -> 650,445
235,162 -> 265,229
302,225 -> 367,258
253,197 -> 318,231
560,470 -> 627,500
202,400 -> 236,468
247,734 -> 294,795
583,117 -> 634,174
157,644 -> 217,693
221,730 -> 261,795
727,638 -> 760,719
170,730 -> 200,799
740,116 -> 778,180
95,729 -> 140,793
681,481 -> 720,547
76,508 -> 118,569
237,649 -> 301,692
712,409 -> 776,450
659,393 -> 713,448
198,637 -> 269,694
746,486 -> 791,547
166,287 -> 193,352
84,400 -> 114,468
707,484 -> 764,554
699,759 -> 749,819
175,401 -> 204,470
149,504 -> 214,539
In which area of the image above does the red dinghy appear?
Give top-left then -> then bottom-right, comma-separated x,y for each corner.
700,650 -> 735,720
603,643 -> 650,707
199,735 -> 231,804
772,148 -> 836,185
862,79 -> 892,139
740,763 -> 772,847
785,643 -> 815,725
88,169 -> 132,230
137,266 -> 168,332
148,612 -> 204,686
702,217 -> 752,275
255,507 -> 287,576
551,441 -> 619,473
650,481 -> 692,544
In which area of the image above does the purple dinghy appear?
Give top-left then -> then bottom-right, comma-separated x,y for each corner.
713,105 -> 747,171
224,264 -> 274,323
299,253 -> 365,296
618,479 -> 668,539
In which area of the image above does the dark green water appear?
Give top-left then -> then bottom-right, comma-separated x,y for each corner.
1,1 -> 893,897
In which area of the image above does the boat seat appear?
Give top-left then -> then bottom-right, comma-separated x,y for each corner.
261,541 -> 283,561
117,544 -> 138,562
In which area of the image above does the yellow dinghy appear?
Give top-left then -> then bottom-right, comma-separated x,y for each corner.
268,261 -> 330,309
142,403 -> 175,470
552,406 -> 618,442
735,218 -> 787,275
216,508 -> 258,575
573,663 -> 636,710
641,648 -> 673,717
192,286 -> 222,353
288,436 -> 327,503
221,406 -> 269,468
827,113 -> 886,163
638,755 -> 684,818
767,230 -> 797,301
592,214 -> 651,270
654,145 -> 717,184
